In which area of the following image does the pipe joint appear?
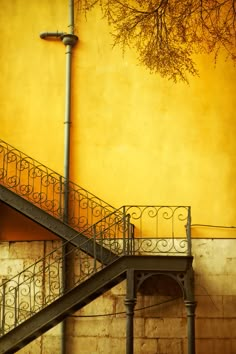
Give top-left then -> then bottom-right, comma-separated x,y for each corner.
61,34 -> 78,46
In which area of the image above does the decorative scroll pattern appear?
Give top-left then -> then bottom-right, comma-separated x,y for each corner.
0,140 -> 120,232
0,249 -> 62,335
131,237 -> 188,255
0,205 -> 191,335
0,211 -> 129,336
0,141 -> 192,337
123,206 -> 191,255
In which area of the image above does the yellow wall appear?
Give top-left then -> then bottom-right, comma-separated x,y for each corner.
0,202 -> 57,241
0,0 -> 67,173
1,1 -> 236,238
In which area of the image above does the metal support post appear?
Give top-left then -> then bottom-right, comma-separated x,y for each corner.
184,267 -> 196,354
185,300 -> 197,354
125,269 -> 136,354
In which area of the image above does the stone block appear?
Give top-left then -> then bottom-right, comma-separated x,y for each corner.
192,239 -> 236,276
43,322 -> 62,336
195,339 -> 213,354
109,317 -> 126,337
196,318 -> 236,338
78,293 -> 115,316
195,274 -> 236,296
231,339 -> 236,352
110,280 -> 126,296
224,256 -> 236,275
67,336 -> 125,354
195,339 -> 232,354
114,294 -> 127,318
157,338 -> 184,354
195,295 -> 223,318
97,337 -> 125,354
223,296 -> 236,318
143,295 -> 185,318
0,259 -> 24,276
45,240 -> 62,254
192,239 -> 236,260
0,242 -> 9,259
73,317 -> 110,337
41,334 -> 62,354
66,336 -> 98,354
134,338 -> 158,354
212,339 -> 231,353
144,318 -> 186,338
9,241 -> 44,259
134,318 -> 145,338
16,337 -> 42,354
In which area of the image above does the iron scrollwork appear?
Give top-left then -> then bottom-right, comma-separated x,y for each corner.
0,139 -> 121,232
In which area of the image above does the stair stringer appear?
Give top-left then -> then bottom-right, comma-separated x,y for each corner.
0,184 -> 118,264
0,255 -> 193,354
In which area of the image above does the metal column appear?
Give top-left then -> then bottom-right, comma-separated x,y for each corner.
185,268 -> 196,354
125,269 -> 136,354
185,300 -> 197,354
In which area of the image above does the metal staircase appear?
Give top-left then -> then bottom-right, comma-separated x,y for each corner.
0,254 -> 193,354
0,139 -> 121,234
0,139 -> 123,262
0,140 -> 195,354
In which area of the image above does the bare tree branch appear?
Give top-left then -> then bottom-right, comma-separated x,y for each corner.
78,0 -> 236,82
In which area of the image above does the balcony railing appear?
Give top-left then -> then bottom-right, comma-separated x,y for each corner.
123,205 -> 191,255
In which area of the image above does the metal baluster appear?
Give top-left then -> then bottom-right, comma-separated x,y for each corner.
186,207 -> 192,256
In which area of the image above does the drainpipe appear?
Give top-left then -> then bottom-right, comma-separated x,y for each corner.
61,2 -> 78,354
61,31 -> 77,220
40,1 -> 78,353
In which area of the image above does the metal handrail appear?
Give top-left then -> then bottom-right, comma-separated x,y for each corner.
0,140 -> 192,337
0,209 -> 131,336
0,205 -> 191,336
0,139 -> 122,233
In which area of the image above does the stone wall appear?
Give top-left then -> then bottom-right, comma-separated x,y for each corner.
194,239 -> 236,354
0,241 -> 62,354
0,239 -> 236,353
66,239 -> 236,354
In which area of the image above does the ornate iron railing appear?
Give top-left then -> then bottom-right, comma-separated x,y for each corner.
0,140 -> 192,337
123,205 -> 191,256
0,205 -> 191,336
0,209 -> 130,336
0,139 -> 120,232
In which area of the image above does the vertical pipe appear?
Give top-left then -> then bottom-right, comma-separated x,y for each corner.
39,2 -> 78,353
62,2 -> 78,354
63,41 -> 72,222
69,0 -> 74,35
62,37 -> 72,354
63,0 -> 75,221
